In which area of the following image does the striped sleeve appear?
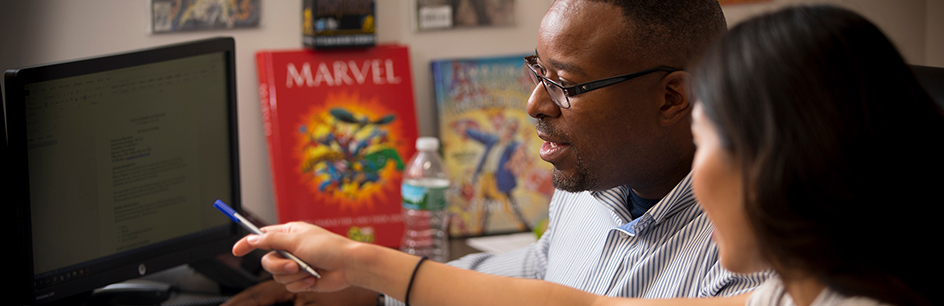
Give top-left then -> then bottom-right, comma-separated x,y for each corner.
383,191 -> 560,306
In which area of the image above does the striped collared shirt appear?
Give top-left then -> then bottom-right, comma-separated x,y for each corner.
386,172 -> 767,305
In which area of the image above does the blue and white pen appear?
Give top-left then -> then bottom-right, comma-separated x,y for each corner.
214,199 -> 322,278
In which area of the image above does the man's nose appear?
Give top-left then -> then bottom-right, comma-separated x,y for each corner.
526,82 -> 562,119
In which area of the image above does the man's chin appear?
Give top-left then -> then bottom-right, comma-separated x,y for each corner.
551,169 -> 595,193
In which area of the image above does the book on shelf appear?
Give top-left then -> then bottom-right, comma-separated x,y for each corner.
432,54 -> 554,238
256,45 -> 417,248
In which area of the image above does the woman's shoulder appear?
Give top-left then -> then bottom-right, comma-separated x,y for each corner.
746,277 -> 789,306
813,286 -> 891,306
746,277 -> 892,306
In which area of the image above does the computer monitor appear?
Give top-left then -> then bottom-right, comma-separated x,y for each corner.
5,37 -> 243,305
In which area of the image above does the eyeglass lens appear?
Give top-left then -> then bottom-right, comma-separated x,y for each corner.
526,61 -> 569,108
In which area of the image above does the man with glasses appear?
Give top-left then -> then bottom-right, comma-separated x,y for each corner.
225,0 -> 765,305
444,0 -> 766,300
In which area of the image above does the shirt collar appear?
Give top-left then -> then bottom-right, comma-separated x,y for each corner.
590,172 -> 697,233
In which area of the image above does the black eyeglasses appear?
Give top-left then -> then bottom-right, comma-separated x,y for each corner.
524,55 -> 678,109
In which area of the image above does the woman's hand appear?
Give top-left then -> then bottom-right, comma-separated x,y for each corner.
232,222 -> 362,293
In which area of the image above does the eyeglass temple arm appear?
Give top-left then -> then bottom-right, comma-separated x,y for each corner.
567,67 -> 678,96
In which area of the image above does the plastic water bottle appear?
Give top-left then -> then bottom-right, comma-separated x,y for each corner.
400,137 -> 450,262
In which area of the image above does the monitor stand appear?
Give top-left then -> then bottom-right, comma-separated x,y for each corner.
78,250 -> 266,306
85,280 -> 173,305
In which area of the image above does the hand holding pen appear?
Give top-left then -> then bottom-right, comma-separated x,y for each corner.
223,200 -> 442,304
232,221 -> 374,293
214,200 -> 322,279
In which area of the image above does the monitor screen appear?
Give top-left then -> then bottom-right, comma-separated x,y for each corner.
5,37 -> 242,305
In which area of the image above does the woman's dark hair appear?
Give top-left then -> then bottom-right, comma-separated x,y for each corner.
694,5 -> 943,306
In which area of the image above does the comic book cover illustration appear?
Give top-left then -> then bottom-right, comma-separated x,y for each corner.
257,45 -> 417,248
433,55 -> 554,237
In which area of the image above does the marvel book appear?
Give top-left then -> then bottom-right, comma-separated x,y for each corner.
256,45 -> 417,247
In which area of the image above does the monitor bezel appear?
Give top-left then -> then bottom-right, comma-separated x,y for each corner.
5,37 -> 242,305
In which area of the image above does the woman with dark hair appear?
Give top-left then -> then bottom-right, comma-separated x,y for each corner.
231,5 -> 941,306
690,4 -> 942,306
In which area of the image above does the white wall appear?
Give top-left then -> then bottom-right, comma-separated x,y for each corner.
926,0 -> 944,67
721,0 -> 943,67
2,0 -> 939,224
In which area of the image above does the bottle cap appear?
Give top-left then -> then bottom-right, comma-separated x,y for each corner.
416,137 -> 439,151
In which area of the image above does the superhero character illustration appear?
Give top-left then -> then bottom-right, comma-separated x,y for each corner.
453,113 -> 532,234
299,107 -> 404,198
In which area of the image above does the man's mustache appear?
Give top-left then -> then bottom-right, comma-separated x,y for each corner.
535,119 -> 569,143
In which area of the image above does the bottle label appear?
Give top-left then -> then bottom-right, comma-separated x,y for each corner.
402,183 -> 448,210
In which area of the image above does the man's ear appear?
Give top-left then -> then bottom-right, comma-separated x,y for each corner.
658,71 -> 692,126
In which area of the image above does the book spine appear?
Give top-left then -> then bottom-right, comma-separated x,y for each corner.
255,51 -> 285,222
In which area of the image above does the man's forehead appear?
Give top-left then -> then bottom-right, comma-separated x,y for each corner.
534,49 -> 588,77
538,0 -> 638,75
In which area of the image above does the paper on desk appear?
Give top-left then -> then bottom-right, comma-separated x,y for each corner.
465,232 -> 537,254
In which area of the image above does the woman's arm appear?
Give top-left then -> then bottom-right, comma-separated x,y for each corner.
232,222 -> 748,306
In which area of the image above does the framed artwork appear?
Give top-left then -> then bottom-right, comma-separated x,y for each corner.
152,0 -> 260,33
302,0 -> 376,49
718,0 -> 771,5
416,0 -> 516,31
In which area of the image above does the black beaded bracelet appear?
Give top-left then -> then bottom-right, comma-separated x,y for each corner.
404,256 -> 428,306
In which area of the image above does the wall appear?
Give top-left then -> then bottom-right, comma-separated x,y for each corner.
722,0 -> 943,67
926,0 -> 944,67
1,0 -> 940,224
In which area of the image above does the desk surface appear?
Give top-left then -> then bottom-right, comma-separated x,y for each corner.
449,232 -> 538,260
449,238 -> 482,261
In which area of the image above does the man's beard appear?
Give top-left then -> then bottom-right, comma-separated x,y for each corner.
550,144 -> 598,192
536,119 -> 599,192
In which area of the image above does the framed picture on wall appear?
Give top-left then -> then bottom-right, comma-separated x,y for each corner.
415,0 -> 516,31
718,0 -> 771,5
152,0 -> 261,33
302,0 -> 376,49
